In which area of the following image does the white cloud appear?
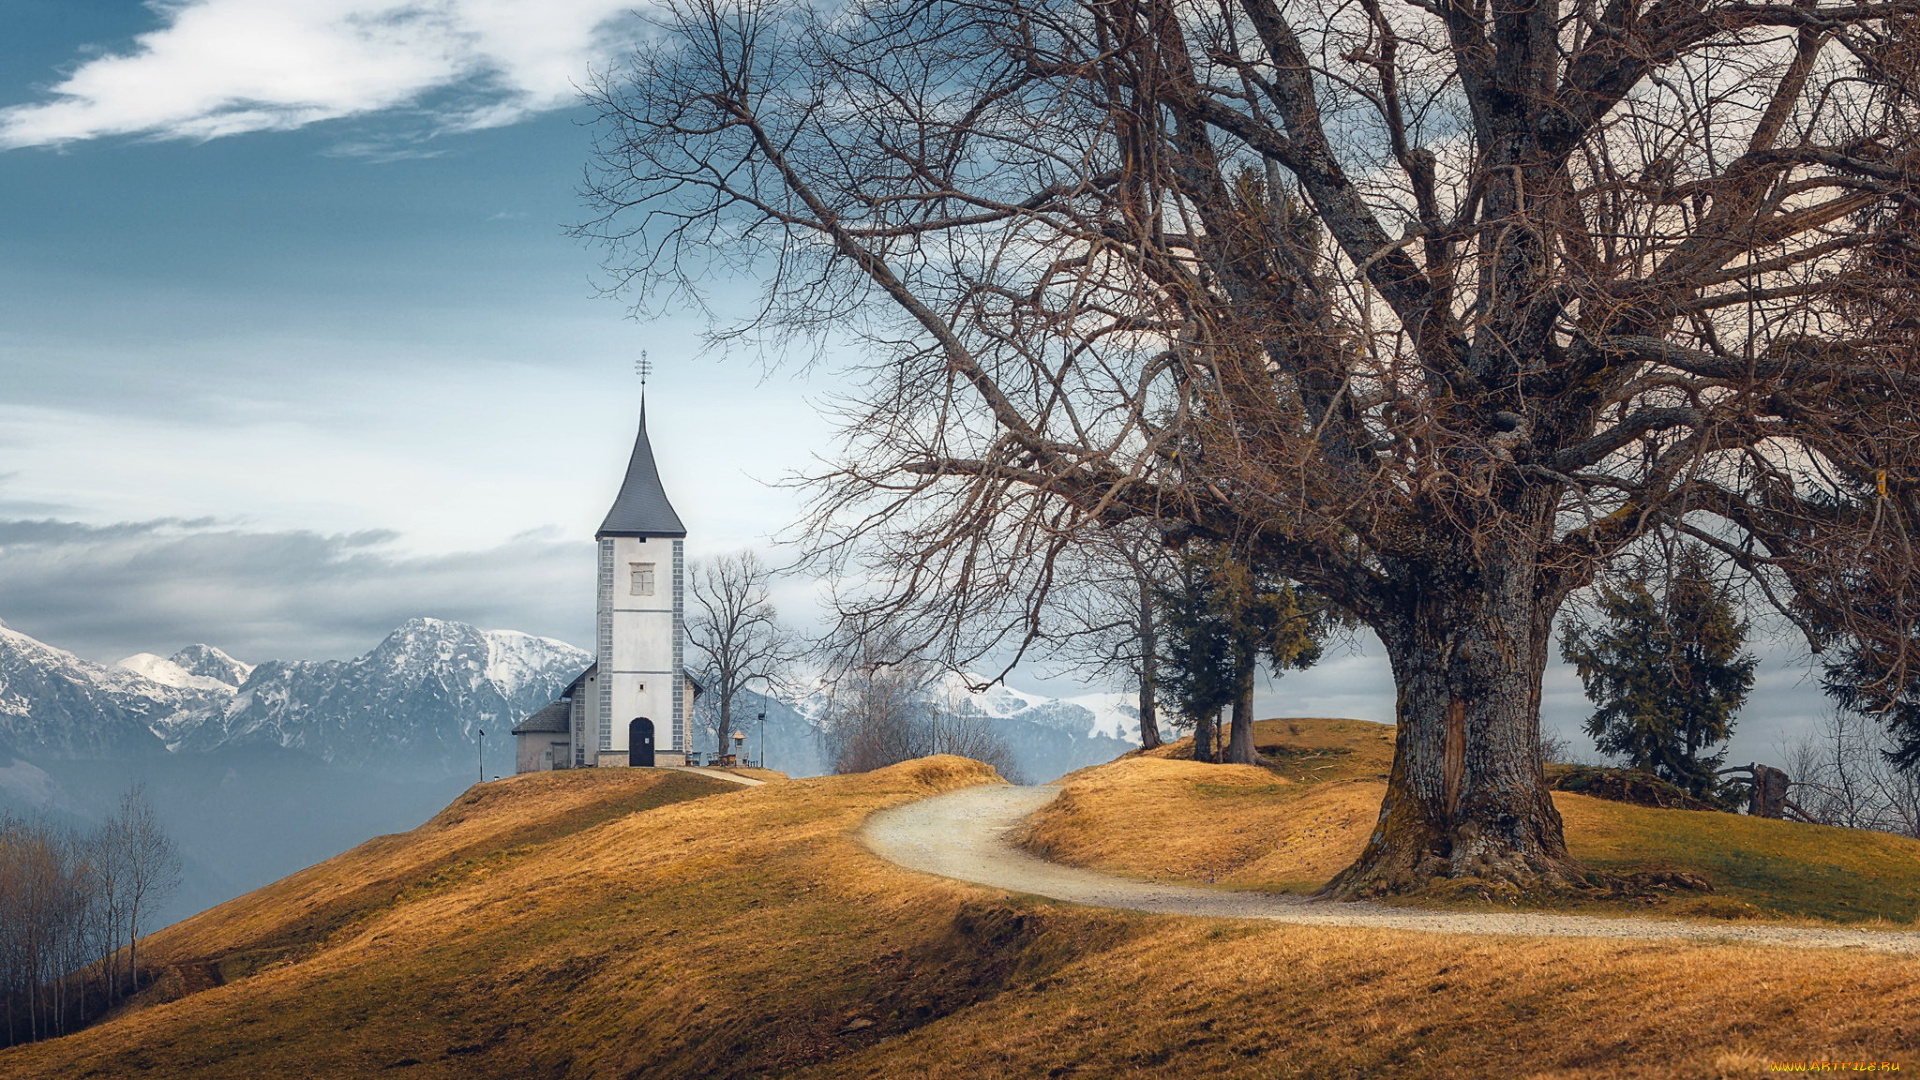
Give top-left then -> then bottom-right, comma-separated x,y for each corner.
0,0 -> 641,148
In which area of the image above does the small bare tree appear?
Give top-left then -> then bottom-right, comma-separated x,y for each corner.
921,709 -> 1025,782
688,551 -> 794,763
100,785 -> 178,999
1786,711 -> 1920,836
820,631 -> 1020,778
1038,527 -> 1178,749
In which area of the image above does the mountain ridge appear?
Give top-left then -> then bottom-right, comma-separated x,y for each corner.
0,616 -> 589,771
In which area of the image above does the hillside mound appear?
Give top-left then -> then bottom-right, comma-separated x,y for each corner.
1024,718 -> 1920,923
4,750 -> 1918,1078
1546,762 -> 1722,811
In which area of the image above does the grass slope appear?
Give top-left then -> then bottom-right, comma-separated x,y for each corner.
1020,718 -> 1920,923
2,753 -> 1915,1078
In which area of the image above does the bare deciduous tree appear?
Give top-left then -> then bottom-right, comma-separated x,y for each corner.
820,633 -> 1022,779
0,786 -> 177,1045
103,785 -> 179,1001
688,550 -> 794,762
1036,527 -> 1178,750
1785,711 -> 1920,836
582,0 -> 1920,895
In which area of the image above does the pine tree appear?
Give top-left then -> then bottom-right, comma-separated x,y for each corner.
1560,548 -> 1756,802
1158,548 -> 1326,763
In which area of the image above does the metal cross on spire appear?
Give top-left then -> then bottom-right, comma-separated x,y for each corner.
635,351 -> 652,399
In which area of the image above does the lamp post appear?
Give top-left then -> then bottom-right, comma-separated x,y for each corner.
757,710 -> 766,770
476,728 -> 486,784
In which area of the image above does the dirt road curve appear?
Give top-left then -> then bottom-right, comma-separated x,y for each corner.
861,783 -> 1920,954
669,766 -> 765,787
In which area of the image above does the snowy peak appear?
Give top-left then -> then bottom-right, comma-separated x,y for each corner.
0,622 -> 209,758
170,644 -> 253,687
930,672 -> 1141,743
932,672 -> 1048,719
484,629 -> 592,699
178,618 -> 592,769
1061,691 -> 1142,742
116,643 -> 251,693
118,653 -> 237,693
355,618 -> 588,699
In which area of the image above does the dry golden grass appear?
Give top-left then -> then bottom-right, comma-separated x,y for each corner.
1018,756 -> 1385,891
1024,718 -> 1920,924
142,766 -> 734,985
3,750 -> 1916,1078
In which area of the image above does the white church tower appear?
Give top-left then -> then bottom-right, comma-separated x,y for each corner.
512,390 -> 693,772
588,398 -> 689,767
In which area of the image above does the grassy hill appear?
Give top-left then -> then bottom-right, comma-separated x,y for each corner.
1019,718 -> 1920,924
2,743 -> 1917,1078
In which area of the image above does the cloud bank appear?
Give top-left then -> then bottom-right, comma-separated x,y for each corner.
0,517 -> 593,662
1,0 -> 641,148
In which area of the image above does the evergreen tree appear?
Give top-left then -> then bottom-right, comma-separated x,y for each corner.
1560,548 -> 1756,801
1158,548 -> 1326,763
1824,645 -> 1920,772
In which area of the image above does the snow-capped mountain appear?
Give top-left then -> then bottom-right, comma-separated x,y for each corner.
167,619 -> 590,768
712,670 -> 1141,782
1060,691 -> 1143,742
0,620 -> 210,758
117,646 -> 250,693
0,616 -> 588,773
932,672 -> 1142,742
173,643 -> 255,687
813,670 -> 1142,781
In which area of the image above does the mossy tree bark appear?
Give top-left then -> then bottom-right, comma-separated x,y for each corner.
1324,543 -> 1577,897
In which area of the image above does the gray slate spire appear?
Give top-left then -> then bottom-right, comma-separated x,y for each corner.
597,402 -> 686,538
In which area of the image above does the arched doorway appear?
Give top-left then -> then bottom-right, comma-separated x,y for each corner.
628,717 -> 655,767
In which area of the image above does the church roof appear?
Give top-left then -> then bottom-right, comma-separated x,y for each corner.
597,402 -> 687,539
512,699 -> 572,735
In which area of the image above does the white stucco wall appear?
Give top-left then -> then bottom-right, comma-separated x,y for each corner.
597,534 -> 687,756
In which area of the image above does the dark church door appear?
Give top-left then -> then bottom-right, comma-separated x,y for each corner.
629,718 -> 655,767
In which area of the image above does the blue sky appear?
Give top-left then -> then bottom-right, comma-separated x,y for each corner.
0,0 -> 829,658
0,0 -> 1837,762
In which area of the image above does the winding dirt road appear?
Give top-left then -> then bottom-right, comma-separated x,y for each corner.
862,783 -> 1920,955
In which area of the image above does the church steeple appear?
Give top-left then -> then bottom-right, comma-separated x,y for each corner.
513,364 -> 693,774
596,401 -> 686,539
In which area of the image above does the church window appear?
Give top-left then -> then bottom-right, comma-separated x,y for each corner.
631,562 -> 657,596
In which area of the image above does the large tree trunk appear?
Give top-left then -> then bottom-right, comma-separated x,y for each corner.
1323,555 -> 1577,897
1226,665 -> 1258,764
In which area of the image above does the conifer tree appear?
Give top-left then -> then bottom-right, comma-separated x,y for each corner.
1158,548 -> 1326,764
1560,549 -> 1756,802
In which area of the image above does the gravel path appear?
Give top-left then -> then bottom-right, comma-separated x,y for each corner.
861,783 -> 1920,955
667,766 -> 765,787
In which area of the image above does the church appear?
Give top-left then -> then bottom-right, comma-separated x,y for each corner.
512,395 -> 698,771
